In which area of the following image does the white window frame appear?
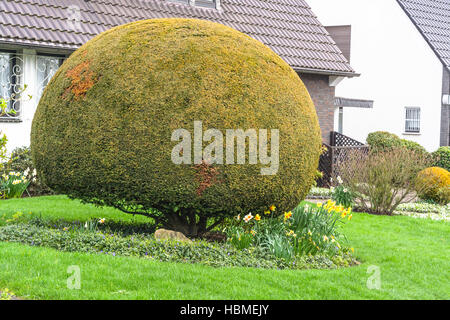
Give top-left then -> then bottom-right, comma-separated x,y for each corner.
0,50 -> 23,121
404,107 -> 421,133
167,0 -> 220,10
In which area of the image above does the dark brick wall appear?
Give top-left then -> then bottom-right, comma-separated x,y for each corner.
441,67 -> 450,147
298,73 -> 335,144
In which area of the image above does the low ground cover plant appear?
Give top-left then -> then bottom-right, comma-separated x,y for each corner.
0,219 -> 355,270
307,187 -> 332,199
394,201 -> 449,221
0,288 -> 15,300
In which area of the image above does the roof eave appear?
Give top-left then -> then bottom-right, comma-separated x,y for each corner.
295,67 -> 360,78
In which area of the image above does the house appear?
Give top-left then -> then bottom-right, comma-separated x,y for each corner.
0,0 -> 356,151
307,0 -> 450,151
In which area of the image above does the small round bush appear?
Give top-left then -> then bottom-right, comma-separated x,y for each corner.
432,146 -> 450,171
416,167 -> 450,204
367,131 -> 428,156
31,19 -> 321,236
400,139 -> 428,155
367,131 -> 402,152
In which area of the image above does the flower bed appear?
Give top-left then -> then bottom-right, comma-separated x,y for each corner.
0,220 -> 357,270
307,187 -> 333,199
394,202 -> 449,221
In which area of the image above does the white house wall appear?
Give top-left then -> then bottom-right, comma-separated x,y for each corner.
308,0 -> 444,151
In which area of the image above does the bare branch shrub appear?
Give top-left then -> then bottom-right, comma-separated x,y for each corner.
336,147 -> 433,215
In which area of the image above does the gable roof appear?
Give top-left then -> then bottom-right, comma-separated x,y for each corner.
397,0 -> 450,72
0,0 -> 355,76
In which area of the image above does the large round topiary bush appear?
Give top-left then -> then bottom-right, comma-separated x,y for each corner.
416,167 -> 450,204
31,18 -> 321,236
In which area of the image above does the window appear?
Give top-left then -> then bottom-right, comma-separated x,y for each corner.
405,107 -> 420,133
37,55 -> 64,100
0,51 -> 23,120
167,0 -> 220,9
194,0 -> 218,9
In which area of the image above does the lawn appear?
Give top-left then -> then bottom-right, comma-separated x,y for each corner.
0,196 -> 449,300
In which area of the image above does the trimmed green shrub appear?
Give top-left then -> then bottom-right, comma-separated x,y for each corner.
400,139 -> 428,155
31,19 -> 321,237
0,222 -> 356,270
367,131 -> 429,156
432,146 -> 450,171
366,131 -> 402,152
416,167 -> 450,205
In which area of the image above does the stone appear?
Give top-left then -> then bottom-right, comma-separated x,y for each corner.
154,229 -> 192,242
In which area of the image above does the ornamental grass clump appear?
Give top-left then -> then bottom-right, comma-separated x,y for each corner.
337,147 -> 433,215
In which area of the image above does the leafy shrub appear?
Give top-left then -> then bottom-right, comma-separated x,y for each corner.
0,222 -> 355,270
400,139 -> 428,155
31,19 -> 321,237
416,167 -> 450,205
367,131 -> 428,156
337,147 -> 432,215
366,131 -> 402,152
432,146 -> 450,171
1,147 -> 53,196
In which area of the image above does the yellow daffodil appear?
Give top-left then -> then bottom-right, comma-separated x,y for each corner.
255,214 -> 261,221
269,205 -> 276,212
348,214 -> 353,221
317,203 -> 323,208
351,247 -> 355,253
264,210 -> 271,215
284,211 -> 292,221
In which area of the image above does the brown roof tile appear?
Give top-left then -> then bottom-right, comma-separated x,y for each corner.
397,0 -> 450,71
0,0 -> 355,75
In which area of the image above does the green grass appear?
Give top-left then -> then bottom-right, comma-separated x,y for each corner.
0,196 -> 449,300
0,195 -> 150,224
